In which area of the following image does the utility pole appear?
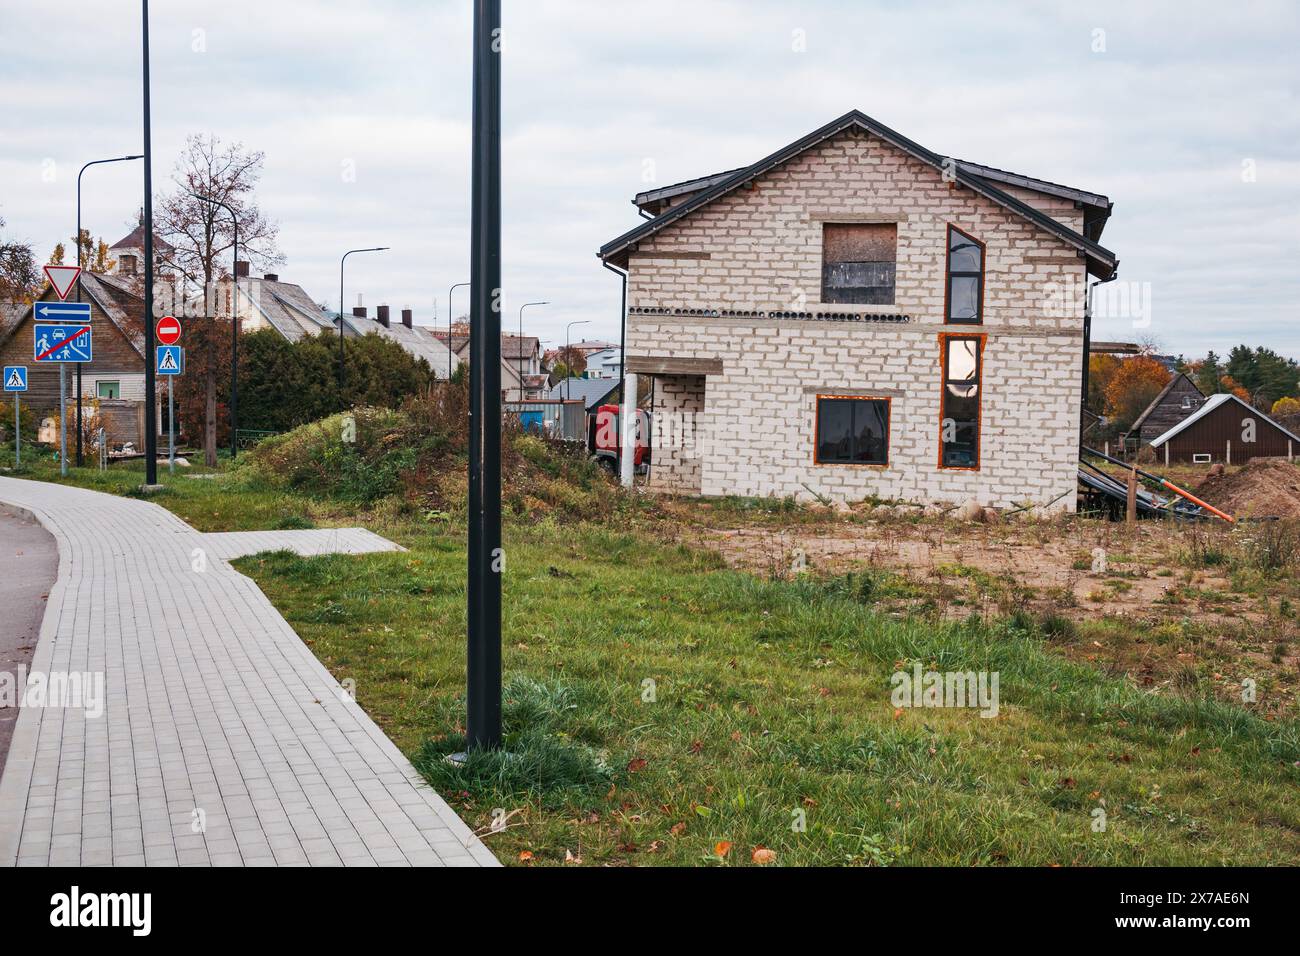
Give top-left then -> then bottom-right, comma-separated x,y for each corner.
141,0 -> 158,487
465,0 -> 503,753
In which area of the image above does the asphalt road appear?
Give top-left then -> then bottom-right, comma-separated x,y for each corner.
0,505 -> 57,772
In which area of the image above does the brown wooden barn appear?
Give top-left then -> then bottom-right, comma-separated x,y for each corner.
0,273 -> 160,448
1125,372 -> 1205,447
1149,393 -> 1300,464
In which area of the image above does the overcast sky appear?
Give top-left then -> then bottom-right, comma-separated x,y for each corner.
1,0 -> 1296,359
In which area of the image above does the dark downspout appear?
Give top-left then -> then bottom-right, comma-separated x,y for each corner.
1082,267 -> 1119,453
602,260 -> 628,405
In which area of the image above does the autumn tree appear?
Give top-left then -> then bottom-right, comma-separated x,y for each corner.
1087,353 -> 1121,415
1272,396 -> 1300,418
72,229 -> 116,273
0,215 -> 39,303
1103,355 -> 1172,432
155,135 -> 280,465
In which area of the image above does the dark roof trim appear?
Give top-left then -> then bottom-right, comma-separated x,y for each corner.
953,159 -> 1110,210
633,168 -> 743,209
600,109 -> 1118,279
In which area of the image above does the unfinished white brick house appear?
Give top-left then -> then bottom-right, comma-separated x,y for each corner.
598,110 -> 1119,510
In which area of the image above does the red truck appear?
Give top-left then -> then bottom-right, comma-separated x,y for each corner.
590,404 -> 650,475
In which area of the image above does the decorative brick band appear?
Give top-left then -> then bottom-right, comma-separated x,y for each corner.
628,306 -> 910,323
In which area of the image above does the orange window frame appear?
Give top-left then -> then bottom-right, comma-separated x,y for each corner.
937,333 -> 987,471
813,394 -> 893,468
944,224 -> 986,326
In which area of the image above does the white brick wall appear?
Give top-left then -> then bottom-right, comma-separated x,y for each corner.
624,129 -> 1090,510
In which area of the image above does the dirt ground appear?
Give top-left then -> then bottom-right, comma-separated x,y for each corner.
1193,459 -> 1300,519
657,493 -> 1300,716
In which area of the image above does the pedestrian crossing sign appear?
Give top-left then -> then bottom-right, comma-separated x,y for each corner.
156,345 -> 184,376
3,365 -> 27,391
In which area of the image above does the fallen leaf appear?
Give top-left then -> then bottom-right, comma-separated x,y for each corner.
751,847 -> 776,865
564,849 -> 582,864
626,757 -> 648,773
518,850 -> 533,862
670,821 -> 687,837
688,740 -> 703,754
714,841 -> 732,858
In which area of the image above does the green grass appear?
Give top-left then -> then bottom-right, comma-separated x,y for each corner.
13,455 -> 1300,866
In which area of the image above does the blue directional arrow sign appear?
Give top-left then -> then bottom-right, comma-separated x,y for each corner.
156,345 -> 183,376
33,301 -> 93,363
3,366 -> 27,391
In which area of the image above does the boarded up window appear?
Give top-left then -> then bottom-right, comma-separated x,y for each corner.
822,223 -> 896,305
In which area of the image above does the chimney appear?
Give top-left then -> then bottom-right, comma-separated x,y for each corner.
352,306 -> 367,319
401,308 -> 413,329
376,305 -> 390,328
263,273 -> 279,282
235,260 -> 250,278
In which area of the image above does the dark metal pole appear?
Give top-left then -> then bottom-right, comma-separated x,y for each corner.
74,155 -> 142,468
142,0 -> 157,486
339,247 -> 389,401
448,281 -> 469,379
466,0 -> 502,752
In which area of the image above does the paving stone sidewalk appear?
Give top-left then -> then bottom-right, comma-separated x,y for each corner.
0,476 -> 497,867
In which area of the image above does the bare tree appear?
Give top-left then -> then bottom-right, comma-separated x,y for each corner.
155,135 -> 280,465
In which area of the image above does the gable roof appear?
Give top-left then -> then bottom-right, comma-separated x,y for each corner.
1149,393 -> 1300,447
548,376 -> 619,411
0,272 -> 148,358
109,222 -> 174,253
1128,372 -> 1204,433
232,276 -> 334,342
602,109 -> 1119,278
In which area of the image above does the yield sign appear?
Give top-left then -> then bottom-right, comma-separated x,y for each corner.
156,315 -> 182,345
43,265 -> 81,301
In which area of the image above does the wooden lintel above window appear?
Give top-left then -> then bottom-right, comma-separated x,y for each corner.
624,355 -> 723,375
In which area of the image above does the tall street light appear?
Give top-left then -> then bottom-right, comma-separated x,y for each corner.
338,247 -> 389,397
75,154 -> 142,466
142,0 -> 158,487
190,192 -> 239,458
517,301 -> 547,400
465,0 -> 503,754
565,319 -> 590,400
448,280 -> 469,379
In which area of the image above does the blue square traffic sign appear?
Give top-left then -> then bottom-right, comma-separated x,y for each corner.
156,345 -> 184,376
33,301 -> 93,363
3,366 -> 27,392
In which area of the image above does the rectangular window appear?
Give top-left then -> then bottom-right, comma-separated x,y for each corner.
945,225 -> 984,324
97,381 -> 121,399
815,396 -> 890,465
940,337 -> 982,469
822,223 -> 896,305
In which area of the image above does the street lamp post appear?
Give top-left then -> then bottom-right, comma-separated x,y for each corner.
448,281 -> 469,379
142,0 -> 158,487
465,0 -> 503,754
190,192 -> 239,458
564,319 -> 590,400
338,247 -> 389,397
75,154 -> 142,466
517,301 -> 547,400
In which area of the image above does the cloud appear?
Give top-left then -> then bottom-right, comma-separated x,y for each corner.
1,0 -> 1296,358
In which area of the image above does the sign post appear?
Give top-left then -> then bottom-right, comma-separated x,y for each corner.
156,336 -> 183,474
4,365 -> 26,466
34,300 -> 92,476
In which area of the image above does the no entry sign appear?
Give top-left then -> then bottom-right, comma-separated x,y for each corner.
156,315 -> 181,345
